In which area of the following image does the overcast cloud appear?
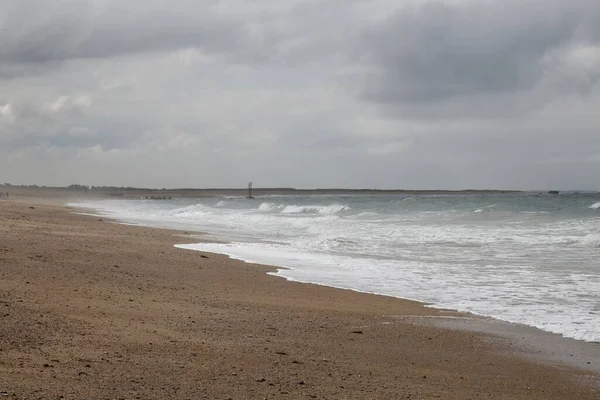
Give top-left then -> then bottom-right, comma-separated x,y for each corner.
1,0 -> 599,190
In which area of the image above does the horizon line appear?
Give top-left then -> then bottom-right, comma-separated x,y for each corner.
2,184 -> 598,193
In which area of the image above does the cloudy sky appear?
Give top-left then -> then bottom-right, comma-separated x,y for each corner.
1,0 -> 599,190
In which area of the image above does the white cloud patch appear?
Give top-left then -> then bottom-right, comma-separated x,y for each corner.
0,103 -> 15,124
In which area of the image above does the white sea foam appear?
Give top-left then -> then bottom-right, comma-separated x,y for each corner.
70,194 -> 600,342
579,233 -> 600,247
590,202 -> 600,209
176,241 -> 600,342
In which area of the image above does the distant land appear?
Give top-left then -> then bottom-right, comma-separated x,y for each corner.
0,183 -> 560,200
2,183 -> 597,199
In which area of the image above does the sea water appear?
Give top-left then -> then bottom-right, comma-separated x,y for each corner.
70,193 -> 600,342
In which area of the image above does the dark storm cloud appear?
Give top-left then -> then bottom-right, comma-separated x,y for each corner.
0,0 -> 249,68
0,0 -> 359,74
359,0 -> 600,116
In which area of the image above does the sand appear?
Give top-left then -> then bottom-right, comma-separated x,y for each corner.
0,194 -> 599,399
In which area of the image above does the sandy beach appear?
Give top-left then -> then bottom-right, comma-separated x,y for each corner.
1,194 -> 599,399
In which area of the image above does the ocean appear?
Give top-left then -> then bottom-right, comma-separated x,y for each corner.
71,193 -> 600,342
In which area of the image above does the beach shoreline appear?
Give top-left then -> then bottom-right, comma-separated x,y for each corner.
0,194 -> 598,398
72,194 -> 600,348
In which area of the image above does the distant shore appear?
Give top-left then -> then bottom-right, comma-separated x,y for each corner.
0,193 -> 598,398
0,185 -> 528,201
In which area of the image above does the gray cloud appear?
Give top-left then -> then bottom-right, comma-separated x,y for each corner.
359,0 -> 600,117
1,0 -> 600,190
0,96 -> 122,151
0,0 -> 246,66
0,0 -> 369,76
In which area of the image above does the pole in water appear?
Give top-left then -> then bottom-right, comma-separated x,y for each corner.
247,182 -> 254,199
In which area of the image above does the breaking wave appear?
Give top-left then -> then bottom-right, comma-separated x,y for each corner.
579,233 -> 600,247
281,204 -> 351,214
171,204 -> 210,218
257,202 -> 351,214
589,202 -> 600,210
258,202 -> 277,212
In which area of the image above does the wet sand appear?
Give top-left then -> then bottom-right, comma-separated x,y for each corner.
0,196 -> 599,399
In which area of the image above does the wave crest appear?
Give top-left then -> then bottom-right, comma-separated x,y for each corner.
589,202 -> 600,210
171,204 -> 210,217
258,202 -> 277,212
258,202 -> 350,214
579,233 -> 600,247
281,204 -> 351,215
